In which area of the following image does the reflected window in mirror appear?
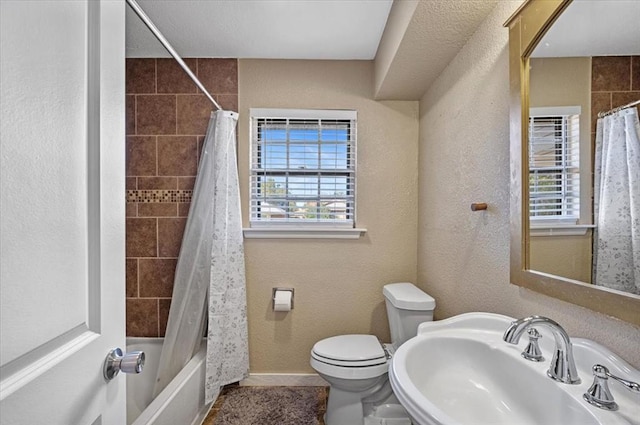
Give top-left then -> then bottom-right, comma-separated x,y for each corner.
528,107 -> 581,228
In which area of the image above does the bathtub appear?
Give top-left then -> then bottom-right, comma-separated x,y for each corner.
126,338 -> 210,425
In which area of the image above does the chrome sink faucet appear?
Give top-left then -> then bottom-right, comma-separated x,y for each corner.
583,364 -> 640,411
503,315 -> 581,384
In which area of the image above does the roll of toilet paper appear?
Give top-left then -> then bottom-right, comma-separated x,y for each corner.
273,290 -> 292,312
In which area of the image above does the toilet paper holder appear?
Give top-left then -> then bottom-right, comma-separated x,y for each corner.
272,287 -> 294,311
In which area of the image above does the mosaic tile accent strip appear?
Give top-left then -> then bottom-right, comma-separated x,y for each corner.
127,189 -> 193,204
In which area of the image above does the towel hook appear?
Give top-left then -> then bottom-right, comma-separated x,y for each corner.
471,203 -> 488,211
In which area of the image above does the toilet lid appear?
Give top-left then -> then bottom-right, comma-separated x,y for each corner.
312,334 -> 386,365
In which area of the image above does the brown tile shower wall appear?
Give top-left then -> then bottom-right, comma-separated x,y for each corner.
125,58 -> 238,337
591,56 -> 640,134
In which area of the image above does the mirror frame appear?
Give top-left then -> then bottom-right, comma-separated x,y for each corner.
505,0 -> 640,326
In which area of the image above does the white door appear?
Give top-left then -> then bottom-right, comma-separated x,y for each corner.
0,0 -> 126,424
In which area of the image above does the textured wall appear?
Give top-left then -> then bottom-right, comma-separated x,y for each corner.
238,60 -> 419,373
417,1 -> 640,367
125,58 -> 238,337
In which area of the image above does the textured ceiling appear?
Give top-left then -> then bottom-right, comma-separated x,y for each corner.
374,0 -> 499,100
126,0 -> 393,59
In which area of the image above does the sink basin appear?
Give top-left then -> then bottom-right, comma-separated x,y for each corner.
389,313 -> 640,425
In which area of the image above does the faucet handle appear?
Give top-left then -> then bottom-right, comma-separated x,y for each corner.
521,328 -> 544,362
583,364 -> 640,411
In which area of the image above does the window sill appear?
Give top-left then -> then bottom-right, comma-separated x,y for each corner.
243,227 -> 367,239
530,224 -> 595,237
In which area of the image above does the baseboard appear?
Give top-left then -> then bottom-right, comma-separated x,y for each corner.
240,373 -> 328,387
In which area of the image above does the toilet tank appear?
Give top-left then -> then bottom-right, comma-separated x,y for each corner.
383,283 -> 436,349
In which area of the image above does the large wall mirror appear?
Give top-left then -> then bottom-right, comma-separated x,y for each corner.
506,0 -> 640,325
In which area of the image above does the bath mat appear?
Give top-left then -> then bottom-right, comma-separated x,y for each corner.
209,386 -> 326,425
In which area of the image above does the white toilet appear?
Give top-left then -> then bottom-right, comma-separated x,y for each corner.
310,282 -> 435,425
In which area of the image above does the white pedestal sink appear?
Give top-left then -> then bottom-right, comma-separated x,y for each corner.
389,312 -> 640,425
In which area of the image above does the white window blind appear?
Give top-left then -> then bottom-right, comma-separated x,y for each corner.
528,107 -> 580,221
250,109 -> 356,227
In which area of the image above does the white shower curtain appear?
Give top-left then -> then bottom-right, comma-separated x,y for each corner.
153,110 -> 249,404
593,107 -> 640,295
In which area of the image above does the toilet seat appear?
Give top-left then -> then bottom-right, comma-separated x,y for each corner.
311,334 -> 389,380
312,334 -> 387,366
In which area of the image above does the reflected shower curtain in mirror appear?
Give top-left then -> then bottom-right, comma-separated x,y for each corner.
593,107 -> 640,295
153,110 -> 249,404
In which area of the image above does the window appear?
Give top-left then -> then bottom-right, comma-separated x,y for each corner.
528,107 -> 580,225
249,109 -> 357,234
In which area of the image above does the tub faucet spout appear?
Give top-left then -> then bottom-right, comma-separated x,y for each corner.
503,315 -> 581,384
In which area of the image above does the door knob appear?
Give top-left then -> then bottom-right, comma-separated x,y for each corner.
103,348 -> 145,381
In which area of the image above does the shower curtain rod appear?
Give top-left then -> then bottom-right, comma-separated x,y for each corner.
598,99 -> 640,118
126,0 -> 223,111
